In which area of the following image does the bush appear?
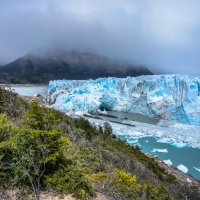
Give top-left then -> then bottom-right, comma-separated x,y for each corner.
44,167 -> 94,199
103,122 -> 113,137
0,102 -> 95,200
0,88 -> 4,113
112,169 -> 137,194
74,117 -> 98,141
140,182 -> 172,200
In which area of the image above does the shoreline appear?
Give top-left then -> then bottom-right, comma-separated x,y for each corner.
146,153 -> 200,186
0,83 -> 48,87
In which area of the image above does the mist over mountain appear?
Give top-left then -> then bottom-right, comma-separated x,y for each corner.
0,51 -> 152,84
0,0 -> 200,74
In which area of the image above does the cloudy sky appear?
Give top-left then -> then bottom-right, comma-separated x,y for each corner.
0,0 -> 200,73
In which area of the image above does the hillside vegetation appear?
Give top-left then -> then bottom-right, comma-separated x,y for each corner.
0,88 -> 199,200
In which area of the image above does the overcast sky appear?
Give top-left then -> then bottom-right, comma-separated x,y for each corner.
0,0 -> 200,73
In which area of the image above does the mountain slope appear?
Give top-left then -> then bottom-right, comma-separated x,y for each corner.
0,51 -> 152,83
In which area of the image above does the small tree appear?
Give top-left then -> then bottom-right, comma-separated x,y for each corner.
0,102 -> 94,199
98,125 -> 104,134
10,102 -> 70,200
0,88 -> 4,113
103,122 -> 113,137
12,129 -> 69,200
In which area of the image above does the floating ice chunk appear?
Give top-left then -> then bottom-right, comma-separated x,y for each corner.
127,139 -> 138,144
157,137 -> 188,148
99,109 -> 107,114
88,117 -> 200,149
152,148 -> 168,153
171,142 -> 188,148
145,140 -> 149,143
177,164 -> 188,173
193,167 -> 200,172
157,137 -> 173,144
164,159 -> 172,165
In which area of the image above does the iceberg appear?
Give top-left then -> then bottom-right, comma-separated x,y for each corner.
194,167 -> 200,172
177,164 -> 188,173
157,137 -> 188,148
164,159 -> 173,166
48,75 -> 200,126
152,148 -> 168,153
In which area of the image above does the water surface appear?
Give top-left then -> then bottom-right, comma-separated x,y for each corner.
11,85 -> 48,98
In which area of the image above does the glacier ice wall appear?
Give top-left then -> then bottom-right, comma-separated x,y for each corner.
48,75 -> 200,126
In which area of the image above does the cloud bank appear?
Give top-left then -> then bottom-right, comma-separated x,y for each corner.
0,0 -> 200,73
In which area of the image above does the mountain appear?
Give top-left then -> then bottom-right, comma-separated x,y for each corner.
0,51 -> 152,83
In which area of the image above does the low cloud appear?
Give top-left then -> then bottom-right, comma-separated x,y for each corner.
0,0 -> 200,73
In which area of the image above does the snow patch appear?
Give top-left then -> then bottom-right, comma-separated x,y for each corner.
126,139 -> 139,145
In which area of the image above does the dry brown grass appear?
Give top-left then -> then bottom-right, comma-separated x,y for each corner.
40,192 -> 107,200
1,190 -> 107,200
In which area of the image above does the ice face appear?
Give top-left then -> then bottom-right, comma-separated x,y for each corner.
48,75 -> 200,126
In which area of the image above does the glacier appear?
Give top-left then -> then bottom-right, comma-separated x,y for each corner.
48,74 -> 200,126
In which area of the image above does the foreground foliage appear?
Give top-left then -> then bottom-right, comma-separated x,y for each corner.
0,88 -> 200,200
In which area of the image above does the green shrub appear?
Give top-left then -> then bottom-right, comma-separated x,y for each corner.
90,172 -> 107,183
112,169 -> 137,194
140,182 -> 172,200
0,88 -> 4,113
44,167 -> 94,199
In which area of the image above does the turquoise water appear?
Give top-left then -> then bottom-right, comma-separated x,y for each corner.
100,111 -> 200,181
11,85 -> 48,98
117,134 -> 200,180
138,137 -> 200,180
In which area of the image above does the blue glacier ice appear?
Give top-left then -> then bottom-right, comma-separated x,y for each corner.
48,74 -> 200,126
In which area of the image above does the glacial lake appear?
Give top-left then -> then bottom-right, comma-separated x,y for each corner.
10,85 -> 200,181
96,110 -> 200,181
10,85 -> 48,98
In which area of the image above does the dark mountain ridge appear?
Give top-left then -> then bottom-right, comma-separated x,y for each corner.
0,51 -> 152,84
